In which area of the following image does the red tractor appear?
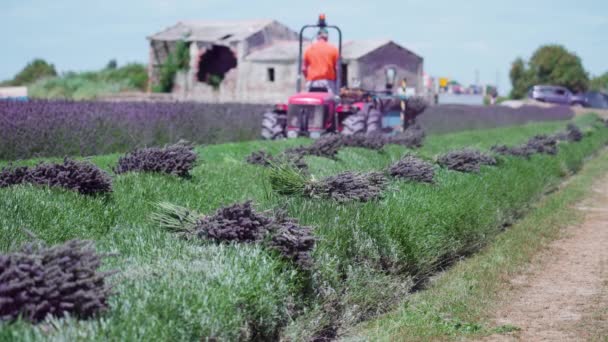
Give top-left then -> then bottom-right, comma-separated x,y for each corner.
261,15 -> 427,140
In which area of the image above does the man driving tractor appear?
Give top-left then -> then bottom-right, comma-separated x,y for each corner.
302,27 -> 339,94
260,14 -> 427,140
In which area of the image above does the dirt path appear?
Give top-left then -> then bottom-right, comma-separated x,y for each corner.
483,176 -> 608,341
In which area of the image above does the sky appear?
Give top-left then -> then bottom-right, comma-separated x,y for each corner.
1,0 -> 607,94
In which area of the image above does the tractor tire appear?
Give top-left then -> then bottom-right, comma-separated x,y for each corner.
342,113 -> 367,135
366,109 -> 382,134
261,112 -> 285,140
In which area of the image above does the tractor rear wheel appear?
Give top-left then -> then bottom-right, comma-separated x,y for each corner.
342,113 -> 367,135
261,112 -> 285,140
366,109 -> 382,134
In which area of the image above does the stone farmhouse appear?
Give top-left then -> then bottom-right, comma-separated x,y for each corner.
147,19 -> 424,103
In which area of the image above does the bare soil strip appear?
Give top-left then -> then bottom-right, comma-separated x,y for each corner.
483,175 -> 608,341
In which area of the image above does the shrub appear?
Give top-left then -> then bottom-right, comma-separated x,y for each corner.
114,141 -> 197,177
0,239 -> 115,323
103,63 -> 148,90
28,63 -> 148,100
590,72 -> 608,92
155,40 -> 189,93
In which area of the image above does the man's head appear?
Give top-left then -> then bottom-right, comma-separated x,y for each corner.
317,28 -> 329,41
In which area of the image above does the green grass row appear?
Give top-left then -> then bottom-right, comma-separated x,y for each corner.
351,131 -> 608,341
0,114 -> 606,340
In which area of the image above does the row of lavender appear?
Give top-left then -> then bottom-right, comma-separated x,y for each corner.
419,104 -> 574,134
0,100 -> 267,160
0,99 -> 574,161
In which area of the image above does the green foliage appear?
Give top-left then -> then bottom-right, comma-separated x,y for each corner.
529,45 -> 589,92
268,163 -> 308,195
105,63 -> 148,90
207,74 -> 223,90
151,202 -> 200,234
174,41 -> 190,70
8,59 -> 57,86
156,53 -> 178,93
590,72 -> 608,92
155,40 -> 190,93
510,45 -> 590,98
509,57 -> 532,99
28,63 -> 148,100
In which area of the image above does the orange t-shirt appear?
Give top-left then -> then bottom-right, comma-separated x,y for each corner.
304,41 -> 338,81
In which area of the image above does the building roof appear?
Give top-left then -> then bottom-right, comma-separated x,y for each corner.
342,39 -> 393,59
148,19 -> 275,43
246,39 -> 422,62
246,41 -> 309,62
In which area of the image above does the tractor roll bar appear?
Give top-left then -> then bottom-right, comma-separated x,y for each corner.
296,16 -> 342,93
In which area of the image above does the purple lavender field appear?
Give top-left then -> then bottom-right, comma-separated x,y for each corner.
0,100 -> 267,160
419,104 -> 574,134
0,99 -> 574,161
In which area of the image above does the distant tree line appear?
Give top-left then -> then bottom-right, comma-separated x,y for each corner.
510,44 -> 607,98
1,59 -> 58,86
1,58 -> 148,100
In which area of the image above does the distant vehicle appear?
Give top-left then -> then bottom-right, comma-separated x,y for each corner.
583,91 -> 608,109
528,85 -> 586,106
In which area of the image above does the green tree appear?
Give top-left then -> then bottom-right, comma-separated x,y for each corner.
10,59 -> 57,85
590,72 -> 608,92
529,45 -> 588,92
509,57 -> 532,99
106,59 -> 118,70
509,45 -> 590,98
